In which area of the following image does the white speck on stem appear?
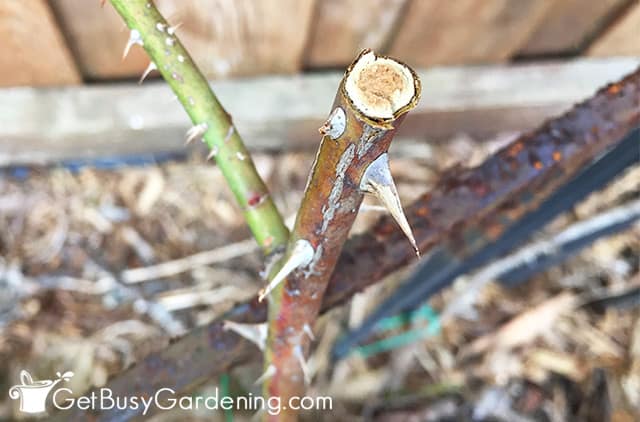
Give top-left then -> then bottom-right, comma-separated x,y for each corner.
236,152 -> 246,161
171,72 -> 183,83
156,23 -> 166,32
165,37 -> 175,46
177,55 -> 185,63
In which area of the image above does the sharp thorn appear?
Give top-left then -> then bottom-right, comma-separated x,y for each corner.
167,22 -> 183,35
303,323 -> 315,341
254,364 -> 276,385
222,321 -> 267,351
123,29 -> 143,60
361,153 -> 420,257
185,123 -> 209,145
223,125 -> 235,143
293,345 -> 312,385
206,145 -> 219,160
258,239 -> 314,302
138,61 -> 157,84
359,204 -> 387,212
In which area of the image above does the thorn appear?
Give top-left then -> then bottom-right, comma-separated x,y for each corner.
185,123 -> 209,145
361,153 -> 420,256
258,239 -> 314,302
167,22 -> 183,35
123,29 -> 143,60
303,324 -> 315,341
206,145 -> 219,160
293,345 -> 312,385
223,125 -> 235,143
223,320 -> 267,351
138,61 -> 157,84
254,364 -> 277,385
359,204 -> 387,212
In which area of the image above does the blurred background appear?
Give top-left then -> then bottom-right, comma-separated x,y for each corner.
0,0 -> 638,86
0,1 -> 639,421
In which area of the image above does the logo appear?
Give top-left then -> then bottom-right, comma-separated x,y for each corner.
8,370 -> 74,414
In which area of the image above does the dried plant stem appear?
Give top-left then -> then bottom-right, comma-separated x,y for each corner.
109,0 -> 288,255
262,50 -> 421,420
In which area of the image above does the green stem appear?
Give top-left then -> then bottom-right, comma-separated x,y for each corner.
109,0 -> 288,255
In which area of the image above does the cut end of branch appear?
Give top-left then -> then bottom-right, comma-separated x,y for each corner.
345,50 -> 419,120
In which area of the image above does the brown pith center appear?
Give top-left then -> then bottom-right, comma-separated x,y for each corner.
355,63 -> 405,112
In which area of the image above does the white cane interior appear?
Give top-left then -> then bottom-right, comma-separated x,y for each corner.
344,51 -> 416,120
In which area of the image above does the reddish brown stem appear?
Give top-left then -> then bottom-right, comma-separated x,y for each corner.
262,50 -> 421,420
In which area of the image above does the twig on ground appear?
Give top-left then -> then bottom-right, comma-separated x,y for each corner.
121,239 -> 257,283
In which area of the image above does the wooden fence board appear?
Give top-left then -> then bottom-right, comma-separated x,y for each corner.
305,0 -> 407,68
589,0 -> 640,56
0,58 -> 637,166
51,0 -> 316,80
519,0 -> 630,56
389,0 -> 554,67
0,0 -> 80,87
50,0 -> 150,79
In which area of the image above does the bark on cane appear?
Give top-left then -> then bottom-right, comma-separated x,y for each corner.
262,50 -> 421,421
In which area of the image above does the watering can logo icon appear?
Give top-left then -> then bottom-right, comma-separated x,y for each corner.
8,370 -> 74,414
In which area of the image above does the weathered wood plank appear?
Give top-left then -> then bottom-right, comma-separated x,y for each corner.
51,0 -> 316,80
519,0 -> 630,56
50,0 -> 150,79
389,0 -> 554,67
0,58 -> 637,166
589,0 -> 640,57
0,0 -> 80,87
305,0 -> 407,68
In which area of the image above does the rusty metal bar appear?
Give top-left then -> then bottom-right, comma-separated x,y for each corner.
334,125 -> 639,356
61,67 -> 640,421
